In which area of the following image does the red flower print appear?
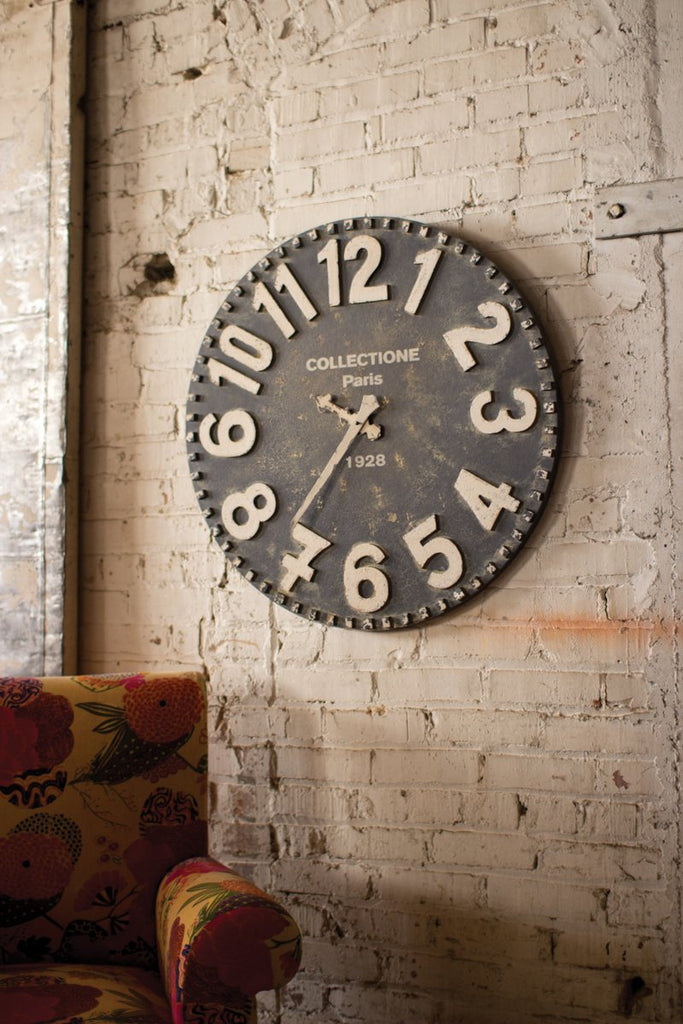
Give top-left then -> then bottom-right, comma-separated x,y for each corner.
27,692 -> 74,768
0,980 -> 100,1024
143,752 -> 186,782
76,673 -> 145,691
3,987 -> 60,1024
0,706 -> 38,785
125,821 -> 207,889
74,870 -> 129,911
167,915 -> 187,1007
163,856 -> 213,886
123,676 -> 203,744
0,831 -> 73,900
0,688 -> 73,785
123,674 -> 146,691
187,904 -> 288,995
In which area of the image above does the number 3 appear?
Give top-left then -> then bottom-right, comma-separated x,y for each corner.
470,388 -> 537,434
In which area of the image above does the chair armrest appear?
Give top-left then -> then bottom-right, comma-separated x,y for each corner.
156,856 -> 301,1023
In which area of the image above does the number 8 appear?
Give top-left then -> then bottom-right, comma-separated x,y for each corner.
222,482 -> 277,540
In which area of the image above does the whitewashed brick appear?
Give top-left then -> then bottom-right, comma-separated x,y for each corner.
282,45 -> 383,89
473,165 -> 519,202
487,3 -> 572,44
276,667 -> 373,705
521,155 -> 580,195
425,45 -> 527,95
48,2 -> 683,1021
317,148 -> 414,194
420,126 -> 520,173
486,874 -> 602,924
372,748 -> 479,785
278,120 -> 366,163
277,746 -> 372,784
488,668 -> 600,707
372,174 -> 470,217
528,76 -> 584,115
383,97 -> 469,142
376,666 -> 481,704
273,166 -> 314,201
386,18 -> 485,67
432,829 -> 538,869
276,90 -> 319,126
475,83 -> 528,124
318,72 -> 420,120
228,139 -> 270,172
485,751 -> 594,793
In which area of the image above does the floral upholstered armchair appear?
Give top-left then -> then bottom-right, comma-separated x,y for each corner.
0,672 -> 301,1024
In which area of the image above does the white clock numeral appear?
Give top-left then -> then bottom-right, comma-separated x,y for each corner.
253,264 -> 318,338
275,263 -> 318,321
280,523 -> 332,593
403,514 -> 464,589
253,281 -> 295,338
343,541 -> 390,614
207,357 -> 261,396
404,248 -> 442,315
208,325 -> 274,395
317,239 -> 341,307
222,482 -> 277,540
345,235 -> 389,304
470,387 -> 538,434
454,469 -> 520,531
199,409 -> 257,458
317,235 -> 390,307
443,301 -> 512,371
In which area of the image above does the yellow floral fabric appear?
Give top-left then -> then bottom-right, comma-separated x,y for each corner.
0,672 -> 302,1023
157,857 -> 302,1023
0,673 -> 208,968
0,962 -> 171,1023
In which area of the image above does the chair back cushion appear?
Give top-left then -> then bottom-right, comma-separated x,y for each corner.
0,672 -> 208,969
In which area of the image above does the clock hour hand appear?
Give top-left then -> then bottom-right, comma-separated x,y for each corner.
292,394 -> 381,525
316,393 -> 383,441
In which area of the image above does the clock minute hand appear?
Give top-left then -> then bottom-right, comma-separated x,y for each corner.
292,394 -> 381,525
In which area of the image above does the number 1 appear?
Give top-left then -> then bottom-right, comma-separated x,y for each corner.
404,248 -> 442,315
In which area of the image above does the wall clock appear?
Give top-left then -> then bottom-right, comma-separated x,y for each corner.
186,216 -> 561,630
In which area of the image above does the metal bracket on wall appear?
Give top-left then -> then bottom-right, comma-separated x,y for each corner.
594,177 -> 683,239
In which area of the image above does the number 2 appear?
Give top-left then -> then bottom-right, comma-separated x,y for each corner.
443,301 -> 511,371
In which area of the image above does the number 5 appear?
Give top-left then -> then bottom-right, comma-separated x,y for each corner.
403,515 -> 464,589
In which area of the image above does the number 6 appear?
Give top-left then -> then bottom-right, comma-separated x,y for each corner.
343,542 -> 390,614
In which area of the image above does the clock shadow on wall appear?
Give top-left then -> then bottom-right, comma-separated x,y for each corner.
186,216 -> 562,631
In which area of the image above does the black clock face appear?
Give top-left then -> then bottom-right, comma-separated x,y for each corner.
186,217 -> 561,630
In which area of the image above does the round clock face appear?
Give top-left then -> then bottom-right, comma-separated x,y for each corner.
186,217 -> 561,630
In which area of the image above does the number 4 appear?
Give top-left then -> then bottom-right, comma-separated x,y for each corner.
454,469 -> 520,531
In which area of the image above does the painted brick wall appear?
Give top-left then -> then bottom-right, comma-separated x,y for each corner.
79,1 -> 682,1021
0,0 -> 83,675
